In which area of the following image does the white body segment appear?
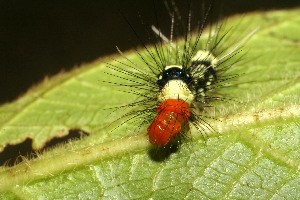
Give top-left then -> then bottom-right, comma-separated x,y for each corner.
164,64 -> 182,70
192,50 -> 218,66
158,80 -> 194,104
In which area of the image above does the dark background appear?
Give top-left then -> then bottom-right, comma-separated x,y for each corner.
0,0 -> 299,104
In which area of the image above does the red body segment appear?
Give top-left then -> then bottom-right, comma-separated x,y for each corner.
148,99 -> 191,146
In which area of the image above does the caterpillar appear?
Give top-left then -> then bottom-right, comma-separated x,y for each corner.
105,1 -> 253,148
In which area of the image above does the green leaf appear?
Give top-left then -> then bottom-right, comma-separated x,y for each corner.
0,8 -> 300,199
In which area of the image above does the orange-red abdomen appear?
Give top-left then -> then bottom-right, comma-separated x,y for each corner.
148,99 -> 190,146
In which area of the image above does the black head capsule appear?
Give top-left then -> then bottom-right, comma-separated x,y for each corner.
157,65 -> 193,89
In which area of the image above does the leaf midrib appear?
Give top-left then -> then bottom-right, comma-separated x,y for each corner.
0,103 -> 299,190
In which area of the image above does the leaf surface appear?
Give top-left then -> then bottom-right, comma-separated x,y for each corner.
0,9 -> 300,199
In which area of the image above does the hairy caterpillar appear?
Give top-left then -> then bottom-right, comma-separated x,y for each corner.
105,1 -> 254,148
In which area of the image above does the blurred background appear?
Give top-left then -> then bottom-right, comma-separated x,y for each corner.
0,0 -> 299,104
